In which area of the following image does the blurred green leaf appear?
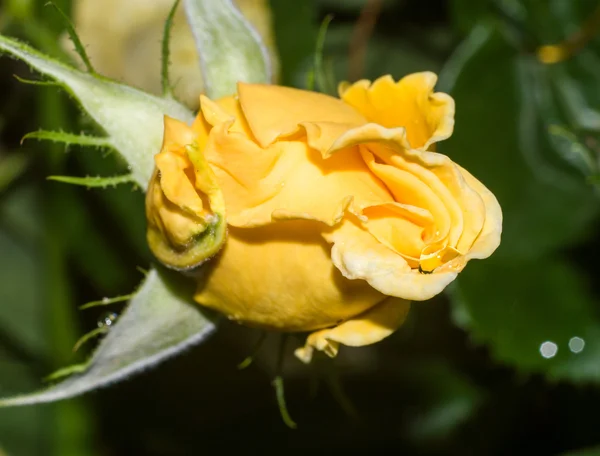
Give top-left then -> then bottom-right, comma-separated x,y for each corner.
0,186 -> 46,356
0,152 -> 29,192
75,150 -> 150,261
450,257 -> 600,382
548,124 -> 598,177
562,446 -> 600,456
0,182 -> 92,456
6,0 -> 35,21
270,0 -> 317,87
318,24 -> 442,88
47,184 -> 135,294
450,0 -> 490,35
0,361 -> 53,455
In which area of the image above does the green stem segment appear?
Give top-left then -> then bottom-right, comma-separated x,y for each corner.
237,331 -> 267,370
272,334 -> 297,429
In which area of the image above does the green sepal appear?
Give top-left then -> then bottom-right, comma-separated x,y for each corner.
147,213 -> 227,271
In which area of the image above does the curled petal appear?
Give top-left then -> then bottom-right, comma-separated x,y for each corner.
339,73 -> 454,149
361,202 -> 432,267
204,122 -> 392,227
326,220 -> 459,301
324,123 -> 488,265
294,297 -> 411,363
299,121 -> 364,158
459,166 -> 503,260
237,82 -> 366,148
199,94 -> 254,137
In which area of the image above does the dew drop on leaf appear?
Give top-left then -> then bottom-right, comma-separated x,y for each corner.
97,312 -> 119,329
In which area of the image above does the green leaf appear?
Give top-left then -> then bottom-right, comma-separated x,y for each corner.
0,34 -> 194,189
47,174 -> 136,188
183,0 -> 272,98
450,257 -> 600,382
0,267 -> 216,407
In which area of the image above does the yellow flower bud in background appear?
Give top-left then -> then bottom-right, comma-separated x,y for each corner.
64,0 -> 279,109
146,73 -> 503,363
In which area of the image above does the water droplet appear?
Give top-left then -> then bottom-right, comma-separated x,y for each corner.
97,312 -> 118,328
102,297 -> 109,304
540,341 -> 558,359
568,336 -> 585,354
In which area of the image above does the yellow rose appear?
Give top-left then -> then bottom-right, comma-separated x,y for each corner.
146,73 -> 503,362
65,0 -> 279,108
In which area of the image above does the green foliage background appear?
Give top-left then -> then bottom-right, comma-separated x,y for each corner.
1,0 -> 600,454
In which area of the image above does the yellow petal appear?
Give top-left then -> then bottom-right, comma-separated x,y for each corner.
155,116 -> 206,215
163,115 -> 197,149
326,220 -> 459,301
459,166 -> 503,260
146,168 -> 206,247
194,220 -> 385,331
199,94 -> 256,139
155,150 -> 205,214
361,147 -> 454,247
294,297 -> 411,363
299,121 -> 362,158
339,73 -> 454,149
237,82 -> 366,148
326,123 -> 487,264
199,95 -> 235,126
361,203 -> 428,266
204,123 -> 392,227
